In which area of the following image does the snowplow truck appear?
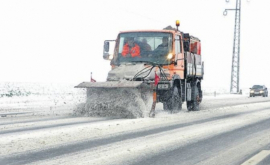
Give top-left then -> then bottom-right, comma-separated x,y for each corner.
76,21 -> 204,118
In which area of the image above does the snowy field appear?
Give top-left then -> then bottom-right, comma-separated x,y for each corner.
0,82 -> 86,117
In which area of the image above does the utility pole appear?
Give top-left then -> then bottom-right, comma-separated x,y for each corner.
223,0 -> 241,94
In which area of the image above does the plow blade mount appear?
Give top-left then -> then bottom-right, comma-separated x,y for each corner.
75,81 -> 153,118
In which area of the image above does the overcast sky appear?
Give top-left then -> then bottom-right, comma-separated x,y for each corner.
1,0 -> 270,90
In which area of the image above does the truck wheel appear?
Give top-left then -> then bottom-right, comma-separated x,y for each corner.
187,101 -> 192,111
163,102 -> 168,110
187,85 -> 200,111
168,86 -> 182,112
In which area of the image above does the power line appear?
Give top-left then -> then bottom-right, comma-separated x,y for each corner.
223,0 -> 244,94
117,7 -> 169,26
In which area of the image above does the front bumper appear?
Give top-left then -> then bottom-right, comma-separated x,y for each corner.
250,92 -> 263,96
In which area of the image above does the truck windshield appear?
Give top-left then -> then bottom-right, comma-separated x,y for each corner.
116,32 -> 173,65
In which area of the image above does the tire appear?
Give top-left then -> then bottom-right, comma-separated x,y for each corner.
163,102 -> 168,110
187,101 -> 192,110
187,85 -> 200,111
167,86 -> 182,112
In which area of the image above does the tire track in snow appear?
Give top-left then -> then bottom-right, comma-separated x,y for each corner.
1,107 -> 269,165
200,98 -> 270,110
0,118 -> 108,135
0,116 -> 73,126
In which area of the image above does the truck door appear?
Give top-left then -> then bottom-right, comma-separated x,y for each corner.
174,35 -> 184,78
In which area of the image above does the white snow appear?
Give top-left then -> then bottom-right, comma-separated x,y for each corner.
0,82 -> 85,116
1,82 -> 270,165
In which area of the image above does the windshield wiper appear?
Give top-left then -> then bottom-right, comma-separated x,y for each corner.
132,61 -> 169,81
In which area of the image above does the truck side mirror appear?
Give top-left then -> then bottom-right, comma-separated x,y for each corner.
183,33 -> 190,52
184,41 -> 190,51
103,41 -> 110,60
104,41 -> 109,52
103,40 -> 115,60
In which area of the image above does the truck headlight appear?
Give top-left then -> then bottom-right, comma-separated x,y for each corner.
260,91 -> 264,93
167,53 -> 173,59
158,84 -> 169,89
250,90 -> 254,93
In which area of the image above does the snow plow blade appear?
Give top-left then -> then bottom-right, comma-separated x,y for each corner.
75,81 -> 153,118
75,81 -> 144,88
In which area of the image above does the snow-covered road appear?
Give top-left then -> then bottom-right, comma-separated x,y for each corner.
1,95 -> 270,165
